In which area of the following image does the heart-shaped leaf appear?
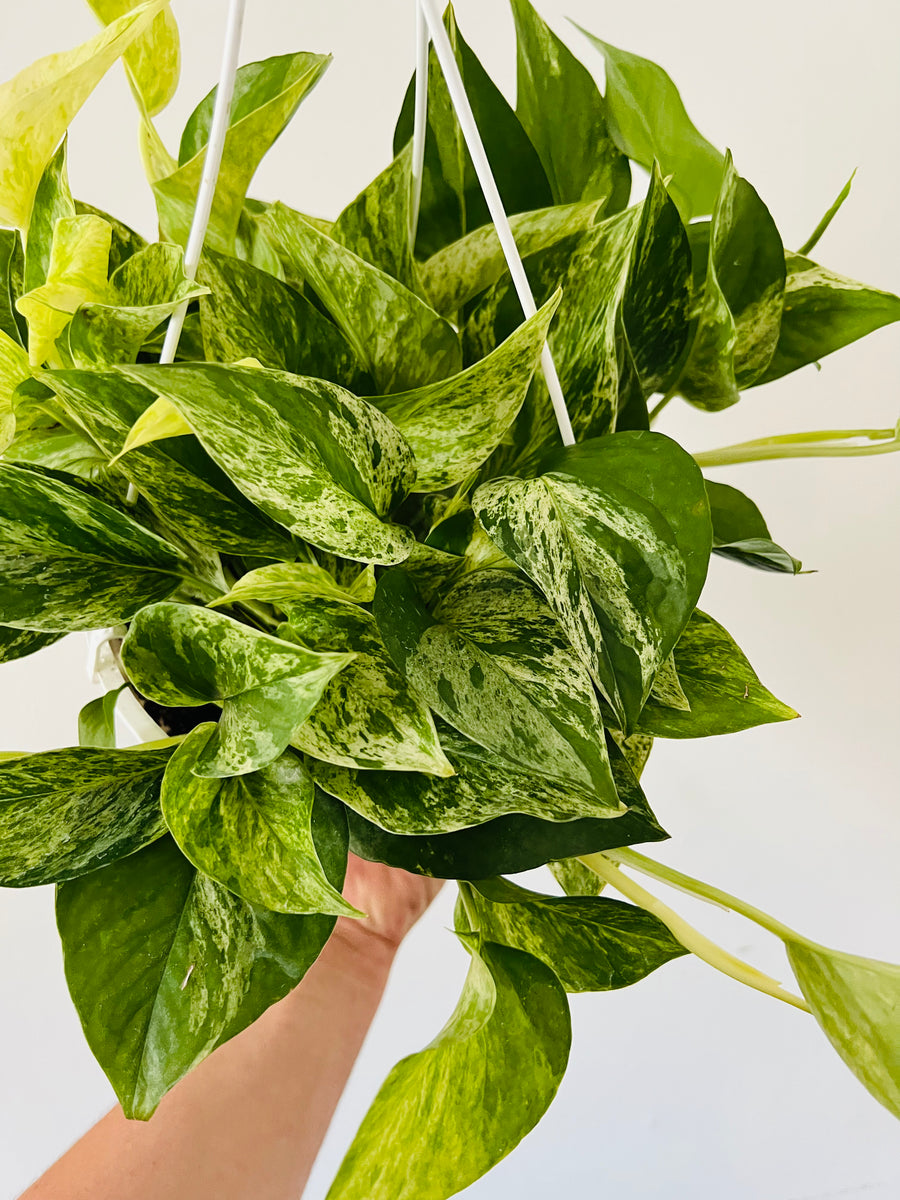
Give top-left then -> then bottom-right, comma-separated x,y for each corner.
57,822 -> 345,1118
122,602 -> 354,777
0,462 -> 185,631
577,28 -> 724,220
153,52 -> 331,252
374,569 -> 619,808
458,877 -> 686,992
0,741 -> 173,886
373,293 -> 560,490
262,203 -> 461,394
0,0 -> 169,229
678,153 -> 785,410
279,597 -> 452,776
474,431 -> 712,729
118,362 -> 416,564
161,725 -> 358,916
326,938 -> 570,1200
510,0 -> 630,212
636,610 -> 798,738
707,479 -> 801,573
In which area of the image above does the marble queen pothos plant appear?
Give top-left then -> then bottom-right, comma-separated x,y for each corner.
1,0 -> 899,1195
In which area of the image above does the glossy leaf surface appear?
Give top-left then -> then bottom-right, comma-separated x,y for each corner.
474,432 -> 711,729
161,725 -> 357,915
707,479 -> 801,573
58,822 -> 345,1118
327,938 -> 570,1200
0,462 -> 185,631
459,877 -> 686,992
0,742 -> 172,886
636,611 -> 797,738
78,687 -> 123,749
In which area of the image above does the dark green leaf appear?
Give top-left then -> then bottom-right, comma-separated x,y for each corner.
707,479 -> 802,573
154,52 -> 331,253
636,610 -> 797,738
757,253 -> 900,384
44,369 -> 294,557
393,8 -> 552,258
119,362 -> 416,564
679,153 -> 785,409
122,602 -> 354,777
57,819 -> 345,1118
374,570 -> 619,809
786,939 -> 900,1121
577,28 -> 724,219
373,293 -> 560,490
326,938 -> 570,1200
278,598 -> 453,776
0,741 -> 173,886
262,203 -> 461,393
510,0 -> 630,212
0,462 -> 185,631
161,725 -> 357,915
78,686 -> 124,749
473,431 -> 711,729
459,877 -> 687,992
196,248 -> 368,391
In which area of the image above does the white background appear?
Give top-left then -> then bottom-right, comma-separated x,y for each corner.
2,1 -> 900,1197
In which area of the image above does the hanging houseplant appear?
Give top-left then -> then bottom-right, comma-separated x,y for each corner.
1,0 -> 899,1196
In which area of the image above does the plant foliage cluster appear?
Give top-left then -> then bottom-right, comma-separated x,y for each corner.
1,1 -> 899,1193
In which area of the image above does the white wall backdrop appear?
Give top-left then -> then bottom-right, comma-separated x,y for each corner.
2,2 -> 899,1197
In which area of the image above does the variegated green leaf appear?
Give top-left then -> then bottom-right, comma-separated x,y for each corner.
374,293 -> 560,490
707,479 -> 801,573
0,0 -> 170,229
0,327 -> 30,450
393,8 -> 552,258
0,741 -> 173,886
75,200 -> 148,274
86,0 -> 180,118
23,138 -> 75,293
65,242 -> 208,367
343,732 -> 667,878
458,877 -> 686,991
122,602 -> 354,777
315,716 -> 625,836
757,253 -> 900,384
279,598 -> 452,776
262,203 -> 461,394
153,52 -> 331,253
332,142 -> 419,293
43,368 -> 294,557
678,153 -> 785,410
636,610 -> 797,738
648,652 -> 691,711
0,625 -> 60,665
0,229 -> 27,347
161,725 -> 357,916
119,362 -> 416,564
785,939 -> 900,1121
78,686 -> 124,749
611,730 -> 655,780
374,570 -> 619,808
0,462 -> 185,631
211,562 -> 376,611
17,214 -> 111,365
549,857 -> 605,897
473,432 -> 711,730
421,201 -> 603,317
577,28 -> 724,220
196,248 -> 368,391
510,0 -> 630,212
57,822 -> 345,1118
326,937 -> 570,1200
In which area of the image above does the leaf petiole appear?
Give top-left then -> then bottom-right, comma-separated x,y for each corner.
578,852 -> 811,1012
694,422 -> 900,467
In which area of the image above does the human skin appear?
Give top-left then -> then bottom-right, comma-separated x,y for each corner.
21,858 -> 443,1200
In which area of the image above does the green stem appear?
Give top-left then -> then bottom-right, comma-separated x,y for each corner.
578,853 -> 810,1013
648,384 -> 680,425
457,882 -> 480,932
694,424 -> 899,468
608,847 -> 807,944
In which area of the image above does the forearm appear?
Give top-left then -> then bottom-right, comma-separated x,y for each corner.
21,923 -> 396,1200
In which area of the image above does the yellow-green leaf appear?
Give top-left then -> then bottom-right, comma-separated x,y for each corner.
86,0 -> 180,118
